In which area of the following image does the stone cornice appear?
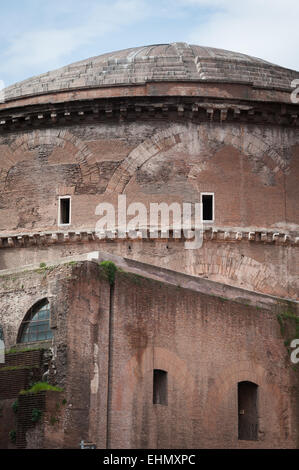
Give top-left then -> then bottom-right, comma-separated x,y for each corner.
0,227 -> 298,249
1,79 -> 296,107
0,95 -> 298,133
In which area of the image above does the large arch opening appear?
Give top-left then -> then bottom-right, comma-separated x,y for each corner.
238,381 -> 259,441
17,299 -> 53,344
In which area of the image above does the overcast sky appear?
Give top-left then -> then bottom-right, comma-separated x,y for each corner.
0,0 -> 298,87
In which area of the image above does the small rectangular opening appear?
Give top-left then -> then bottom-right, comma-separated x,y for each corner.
153,369 -> 168,405
202,194 -> 214,222
59,197 -> 71,225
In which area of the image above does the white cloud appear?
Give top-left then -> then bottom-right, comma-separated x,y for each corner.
183,0 -> 299,70
1,0 -> 298,86
6,30 -> 83,69
3,0 -> 150,79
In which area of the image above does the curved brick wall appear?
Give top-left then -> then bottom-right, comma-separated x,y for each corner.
0,120 -> 298,298
0,43 -> 298,299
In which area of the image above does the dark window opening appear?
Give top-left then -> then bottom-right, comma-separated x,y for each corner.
0,325 -> 4,362
18,299 -> 53,344
202,194 -> 213,221
60,198 -> 70,225
238,381 -> 258,441
153,369 -> 168,405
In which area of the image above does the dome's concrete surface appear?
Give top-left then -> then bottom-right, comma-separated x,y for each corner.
3,42 -> 298,101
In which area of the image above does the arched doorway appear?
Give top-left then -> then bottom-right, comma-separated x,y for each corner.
238,381 -> 259,441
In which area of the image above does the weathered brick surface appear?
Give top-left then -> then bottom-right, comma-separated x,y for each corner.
0,368 -> 41,400
0,260 -> 298,449
0,398 -> 17,449
25,391 -> 66,449
16,392 -> 46,448
0,349 -> 45,401
108,270 -> 299,449
0,120 -> 298,298
0,349 -> 43,369
0,41 -> 298,449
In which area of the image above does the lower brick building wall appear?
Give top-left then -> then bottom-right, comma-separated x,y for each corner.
0,260 -> 298,448
59,262 -> 299,448
103,271 -> 299,449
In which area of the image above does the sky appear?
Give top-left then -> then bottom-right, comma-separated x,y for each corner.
0,0 -> 298,87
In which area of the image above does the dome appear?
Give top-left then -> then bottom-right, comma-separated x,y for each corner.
3,42 -> 298,101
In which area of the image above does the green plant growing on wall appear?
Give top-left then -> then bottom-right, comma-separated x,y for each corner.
277,311 -> 299,370
35,264 -> 55,276
122,271 -> 143,285
277,312 -> 299,338
65,261 -> 78,266
9,430 -> 16,443
1,365 -> 39,372
20,382 -> 63,395
31,408 -> 42,423
12,400 -> 18,414
218,296 -> 228,302
50,415 -> 59,425
6,346 -> 44,355
99,261 -> 118,285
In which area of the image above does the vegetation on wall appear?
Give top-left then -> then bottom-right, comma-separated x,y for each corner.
12,400 -> 18,414
99,261 -> 118,286
277,311 -> 299,338
9,430 -> 16,444
31,408 -> 42,423
0,365 -> 39,372
5,346 -> 45,355
20,382 -> 63,395
277,311 -> 299,370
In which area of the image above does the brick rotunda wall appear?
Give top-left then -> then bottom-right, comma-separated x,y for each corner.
0,121 -> 298,298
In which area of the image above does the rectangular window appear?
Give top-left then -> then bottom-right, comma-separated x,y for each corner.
201,193 -> 214,222
153,369 -> 168,405
59,197 -> 71,226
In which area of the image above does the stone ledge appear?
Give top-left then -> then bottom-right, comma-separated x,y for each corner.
0,97 -> 298,131
0,228 -> 297,249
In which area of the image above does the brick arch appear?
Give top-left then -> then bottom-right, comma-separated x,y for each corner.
105,123 -> 287,194
113,346 -> 196,412
105,125 -> 186,194
200,360 -> 267,433
0,129 -> 97,191
200,125 -> 288,175
200,359 -> 292,444
184,248 -> 282,297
